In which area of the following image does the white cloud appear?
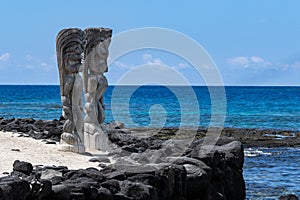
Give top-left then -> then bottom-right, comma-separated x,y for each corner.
153,58 -> 163,64
142,53 -> 152,62
142,53 -> 163,65
113,60 -> 135,70
227,56 -> 250,67
177,62 -> 190,69
0,53 -> 10,62
250,56 -> 264,63
143,54 -> 191,70
227,55 -> 300,73
25,54 -> 55,71
112,54 -> 191,72
227,56 -> 271,69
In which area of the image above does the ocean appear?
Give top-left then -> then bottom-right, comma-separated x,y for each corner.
0,85 -> 299,199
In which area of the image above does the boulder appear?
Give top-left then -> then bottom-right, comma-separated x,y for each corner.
41,169 -> 63,180
183,164 -> 211,199
279,194 -> 299,200
13,160 -> 33,175
101,179 -> 121,194
98,187 -> 113,200
214,141 -> 244,169
155,164 -> 186,200
121,180 -> 157,200
0,178 -> 30,200
49,184 -> 71,200
89,155 -> 110,163
106,121 -> 125,130
127,174 -> 158,187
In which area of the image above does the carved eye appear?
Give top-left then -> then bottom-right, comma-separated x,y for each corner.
65,52 -> 81,66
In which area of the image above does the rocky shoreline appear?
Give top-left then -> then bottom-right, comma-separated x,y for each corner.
0,138 -> 244,200
0,117 -> 299,148
0,117 -> 299,200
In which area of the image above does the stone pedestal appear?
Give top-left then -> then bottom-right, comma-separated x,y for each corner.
58,136 -> 86,153
84,123 -> 111,151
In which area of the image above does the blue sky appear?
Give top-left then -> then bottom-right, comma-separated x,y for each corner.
0,0 -> 299,85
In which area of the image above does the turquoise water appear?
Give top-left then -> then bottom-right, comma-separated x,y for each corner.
0,85 -> 299,199
1,85 -> 299,130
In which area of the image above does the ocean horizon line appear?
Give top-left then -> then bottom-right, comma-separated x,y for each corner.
0,84 -> 299,87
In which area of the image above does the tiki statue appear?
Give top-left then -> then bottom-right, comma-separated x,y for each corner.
83,28 -> 112,150
56,28 -> 85,153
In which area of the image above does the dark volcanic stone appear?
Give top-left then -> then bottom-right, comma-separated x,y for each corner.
183,163 -> 211,199
121,180 -> 157,200
188,141 -> 245,200
155,165 -> 186,200
0,118 -> 14,125
23,124 -> 39,132
122,145 -> 139,153
98,187 -> 113,200
62,177 -> 99,189
43,165 -> 68,172
165,156 -> 212,172
13,160 -> 33,175
85,168 -> 105,182
41,169 -> 63,180
19,118 -> 36,124
10,171 -> 28,178
70,192 -> 85,200
99,163 -> 108,168
0,119 -> 249,200
48,127 -> 62,136
104,170 -> 126,181
101,179 -> 121,194
279,194 -> 299,200
33,120 -> 45,128
0,178 -> 30,200
215,141 -> 244,169
105,121 -> 125,130
38,179 -> 52,199
49,184 -> 71,200
50,176 -> 65,185
0,187 -> 3,199
26,179 -> 52,200
89,156 -> 110,163
11,148 -> 20,152
223,165 -> 246,200
127,174 -> 158,187
113,193 -> 134,200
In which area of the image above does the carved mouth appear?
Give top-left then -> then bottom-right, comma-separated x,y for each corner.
68,59 -> 81,66
65,53 -> 82,66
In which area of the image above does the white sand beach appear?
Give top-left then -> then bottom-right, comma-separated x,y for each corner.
0,131 -> 109,176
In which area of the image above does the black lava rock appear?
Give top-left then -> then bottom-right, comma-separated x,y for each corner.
279,194 -> 299,200
13,160 -> 33,175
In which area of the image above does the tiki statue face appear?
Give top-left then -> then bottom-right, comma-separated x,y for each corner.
63,42 -> 83,73
84,28 -> 112,73
56,28 -> 84,75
